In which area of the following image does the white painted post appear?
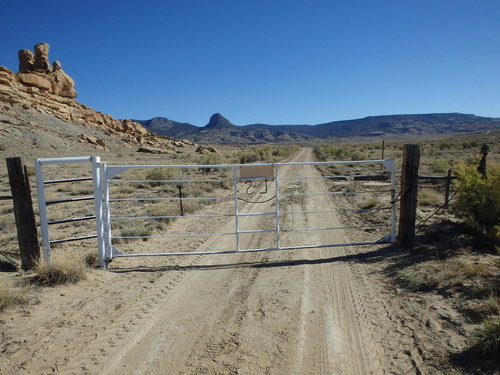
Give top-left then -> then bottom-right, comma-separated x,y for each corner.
35,159 -> 51,262
233,166 -> 240,251
92,157 -> 106,268
101,163 -> 112,264
274,164 -> 281,249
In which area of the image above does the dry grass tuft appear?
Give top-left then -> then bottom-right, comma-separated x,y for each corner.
0,287 -> 27,311
84,250 -> 100,268
33,251 -> 87,286
418,189 -> 442,206
360,198 -> 379,209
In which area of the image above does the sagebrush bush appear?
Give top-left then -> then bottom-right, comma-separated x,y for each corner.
452,164 -> 500,241
144,168 -> 177,186
430,158 -> 450,173
239,145 -> 298,164
314,145 -> 366,161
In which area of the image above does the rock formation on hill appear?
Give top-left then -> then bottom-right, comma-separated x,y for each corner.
0,43 -> 195,151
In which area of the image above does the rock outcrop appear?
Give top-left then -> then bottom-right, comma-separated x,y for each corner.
0,43 -> 195,151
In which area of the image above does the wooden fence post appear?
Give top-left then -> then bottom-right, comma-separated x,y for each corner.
398,144 -> 420,246
6,157 -> 40,270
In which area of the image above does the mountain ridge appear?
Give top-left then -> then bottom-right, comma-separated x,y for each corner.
136,112 -> 500,144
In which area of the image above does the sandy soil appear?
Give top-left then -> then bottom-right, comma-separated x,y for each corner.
0,148 -> 472,374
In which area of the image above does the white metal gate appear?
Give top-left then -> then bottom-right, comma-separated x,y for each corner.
36,157 -> 397,269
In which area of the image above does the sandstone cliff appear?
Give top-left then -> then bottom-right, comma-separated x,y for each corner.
0,43 -> 195,151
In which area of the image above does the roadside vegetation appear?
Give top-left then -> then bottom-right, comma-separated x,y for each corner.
313,144 -> 367,161
238,145 -> 299,164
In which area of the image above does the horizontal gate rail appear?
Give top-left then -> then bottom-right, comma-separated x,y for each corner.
280,189 -> 391,197
287,224 -> 391,232
280,173 -> 391,180
281,207 -> 391,215
109,196 -> 231,202
111,177 -> 235,183
46,196 -> 94,205
50,235 -> 98,244
43,177 -> 94,184
48,215 -> 96,225
111,213 -> 234,220
111,241 -> 385,258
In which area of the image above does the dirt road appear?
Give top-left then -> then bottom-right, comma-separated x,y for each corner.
1,148 -> 436,374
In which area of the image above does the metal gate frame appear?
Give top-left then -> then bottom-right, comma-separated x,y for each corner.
35,156 -> 107,268
36,157 -> 397,269
100,159 -> 397,267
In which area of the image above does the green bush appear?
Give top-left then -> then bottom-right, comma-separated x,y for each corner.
430,158 -> 450,173
452,164 -> 500,240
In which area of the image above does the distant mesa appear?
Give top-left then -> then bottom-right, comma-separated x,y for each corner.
204,113 -> 236,129
137,112 -> 500,145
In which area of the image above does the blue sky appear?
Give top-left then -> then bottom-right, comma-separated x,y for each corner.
1,0 -> 499,126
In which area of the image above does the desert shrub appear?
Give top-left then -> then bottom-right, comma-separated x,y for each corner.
452,164 -> 500,240
146,202 -> 178,224
196,154 -> 223,173
472,321 -> 500,360
396,270 -> 438,291
34,252 -> 87,286
360,198 -> 379,209
239,145 -> 299,164
120,223 -> 153,240
438,141 -> 454,150
419,189 -> 442,206
314,145 -> 367,161
463,297 -> 499,322
144,168 -> 177,186
430,158 -> 450,173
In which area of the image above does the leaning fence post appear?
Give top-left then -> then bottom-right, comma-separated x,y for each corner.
398,144 -> 420,246
6,157 -> 40,270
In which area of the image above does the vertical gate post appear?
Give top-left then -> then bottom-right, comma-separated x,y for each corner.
6,157 -> 40,270
274,164 -> 281,249
398,144 -> 420,246
233,166 -> 240,251
35,159 -> 51,262
100,163 -> 112,266
92,157 -> 107,269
